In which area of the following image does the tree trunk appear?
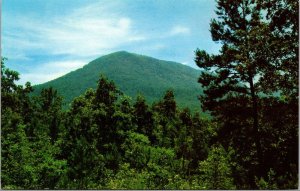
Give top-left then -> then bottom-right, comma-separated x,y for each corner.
249,77 -> 263,178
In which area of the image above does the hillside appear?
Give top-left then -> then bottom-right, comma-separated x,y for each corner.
33,51 -> 202,111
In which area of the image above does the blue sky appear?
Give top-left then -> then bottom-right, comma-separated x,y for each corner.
2,0 -> 221,85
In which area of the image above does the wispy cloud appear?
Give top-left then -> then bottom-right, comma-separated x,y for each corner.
18,60 -> 87,85
20,73 -> 67,85
4,1 -> 148,84
3,1 -> 145,59
170,25 -> 191,36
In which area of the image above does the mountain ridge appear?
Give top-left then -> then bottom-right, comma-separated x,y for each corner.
33,51 -> 202,111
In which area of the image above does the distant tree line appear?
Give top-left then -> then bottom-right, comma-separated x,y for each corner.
1,0 -> 298,189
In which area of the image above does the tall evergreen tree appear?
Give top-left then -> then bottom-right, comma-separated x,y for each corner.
198,145 -> 236,189
195,0 -> 298,187
152,90 -> 178,148
63,89 -> 106,188
133,95 -> 154,141
93,76 -> 123,170
36,87 -> 63,143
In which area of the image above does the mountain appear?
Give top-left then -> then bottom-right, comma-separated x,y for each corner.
33,51 -> 203,111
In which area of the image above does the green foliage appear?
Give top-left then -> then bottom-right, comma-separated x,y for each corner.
106,163 -> 155,189
1,123 -> 34,189
30,136 -> 67,189
1,59 -> 67,189
258,0 -> 298,99
122,132 -> 151,169
255,169 -> 278,190
152,91 -> 178,148
198,145 -> 236,190
133,94 -> 154,140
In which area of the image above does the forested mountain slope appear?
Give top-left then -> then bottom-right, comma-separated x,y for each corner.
33,51 -> 202,111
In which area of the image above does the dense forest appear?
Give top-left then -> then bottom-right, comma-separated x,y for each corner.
1,0 -> 298,190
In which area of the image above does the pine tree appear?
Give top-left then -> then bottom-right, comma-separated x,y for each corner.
195,0 -> 298,187
63,89 -> 105,188
152,90 -> 178,148
133,95 -> 154,141
198,145 -> 236,189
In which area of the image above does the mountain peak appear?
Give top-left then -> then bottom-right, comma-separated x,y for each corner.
34,51 -> 202,111
97,50 -> 139,61
110,50 -> 131,55
106,50 -> 133,56
99,51 -> 180,66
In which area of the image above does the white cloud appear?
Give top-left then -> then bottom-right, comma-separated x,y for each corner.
153,25 -> 190,39
142,43 -> 166,51
4,2 -> 145,58
20,73 -> 66,85
4,1 -> 149,84
42,60 -> 87,71
170,25 -> 191,36
18,60 -> 87,85
44,17 -> 139,55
